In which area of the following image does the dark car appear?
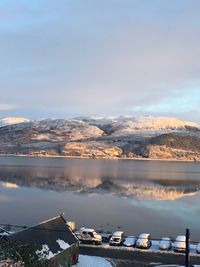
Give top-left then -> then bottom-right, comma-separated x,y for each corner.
96,230 -> 113,242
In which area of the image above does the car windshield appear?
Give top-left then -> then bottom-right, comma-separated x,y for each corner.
139,234 -> 149,239
139,237 -> 147,241
126,237 -> 134,242
161,237 -> 170,241
160,241 -> 169,246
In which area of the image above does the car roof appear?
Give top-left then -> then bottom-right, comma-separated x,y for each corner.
112,231 -> 124,236
81,228 -> 95,232
139,233 -> 150,238
161,237 -> 170,240
175,235 -> 186,241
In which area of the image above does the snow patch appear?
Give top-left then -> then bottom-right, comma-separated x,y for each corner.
36,241 -> 71,261
1,182 -> 19,189
36,244 -> 58,260
75,255 -> 112,267
110,116 -> 199,135
0,117 -> 30,126
56,239 -> 70,250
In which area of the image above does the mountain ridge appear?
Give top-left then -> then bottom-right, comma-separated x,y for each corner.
0,116 -> 199,161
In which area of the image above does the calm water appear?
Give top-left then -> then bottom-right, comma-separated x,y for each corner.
0,155 -> 200,240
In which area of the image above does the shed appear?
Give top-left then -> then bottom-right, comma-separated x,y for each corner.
6,215 -> 79,267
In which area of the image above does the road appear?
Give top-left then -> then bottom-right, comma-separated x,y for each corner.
80,244 -> 200,267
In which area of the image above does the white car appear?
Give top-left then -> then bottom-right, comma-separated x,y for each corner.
173,235 -> 186,252
123,236 -> 137,247
109,231 -> 124,246
136,233 -> 151,249
78,228 -> 102,245
196,242 -> 200,254
159,237 -> 172,250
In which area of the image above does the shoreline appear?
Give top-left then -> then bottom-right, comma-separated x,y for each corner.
0,153 -> 199,164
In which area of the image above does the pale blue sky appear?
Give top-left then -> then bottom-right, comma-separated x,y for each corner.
0,0 -> 200,122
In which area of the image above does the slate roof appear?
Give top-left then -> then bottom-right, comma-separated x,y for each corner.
7,215 -> 78,255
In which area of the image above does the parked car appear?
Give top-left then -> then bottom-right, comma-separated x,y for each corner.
136,233 -> 151,249
196,242 -> 200,254
74,230 -> 82,240
173,235 -> 186,252
109,231 -> 125,246
123,236 -> 137,247
159,237 -> 172,250
78,228 -> 102,245
96,230 -> 113,242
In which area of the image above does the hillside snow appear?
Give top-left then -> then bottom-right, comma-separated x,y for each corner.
0,117 -> 30,126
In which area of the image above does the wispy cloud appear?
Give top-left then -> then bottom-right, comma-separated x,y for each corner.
0,104 -> 17,111
0,1 -> 200,121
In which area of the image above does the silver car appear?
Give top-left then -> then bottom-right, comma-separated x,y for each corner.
159,237 -> 172,250
196,242 -> 200,254
136,233 -> 151,249
173,235 -> 186,252
109,231 -> 125,246
123,236 -> 137,247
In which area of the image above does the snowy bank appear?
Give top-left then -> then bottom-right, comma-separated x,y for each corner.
75,255 -> 112,267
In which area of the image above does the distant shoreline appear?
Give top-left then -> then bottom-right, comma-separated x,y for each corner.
0,153 -> 199,163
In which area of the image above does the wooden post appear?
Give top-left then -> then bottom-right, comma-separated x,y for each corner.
185,228 -> 190,267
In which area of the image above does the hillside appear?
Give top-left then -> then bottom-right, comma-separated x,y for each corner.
0,116 -> 199,161
0,117 -> 29,126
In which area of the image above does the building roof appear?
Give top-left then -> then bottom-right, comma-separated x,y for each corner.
7,215 -> 78,258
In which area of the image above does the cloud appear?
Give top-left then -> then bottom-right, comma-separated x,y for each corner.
0,1 -> 200,121
0,104 -> 17,111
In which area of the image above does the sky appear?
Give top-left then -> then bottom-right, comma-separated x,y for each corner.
0,0 -> 200,122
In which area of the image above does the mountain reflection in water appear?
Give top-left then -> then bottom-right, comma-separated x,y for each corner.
0,158 -> 200,200
1,156 -> 200,239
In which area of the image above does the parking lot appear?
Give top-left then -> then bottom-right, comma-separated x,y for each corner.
80,241 -> 200,256
75,228 -> 200,256
79,244 -> 200,267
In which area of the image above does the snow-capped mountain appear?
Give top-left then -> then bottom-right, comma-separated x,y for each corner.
0,115 -> 199,161
0,115 -> 199,132
79,115 -> 199,135
0,117 -> 30,127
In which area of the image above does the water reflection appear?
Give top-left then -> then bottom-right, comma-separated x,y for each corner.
0,157 -> 200,200
1,157 -> 200,239
2,182 -> 19,189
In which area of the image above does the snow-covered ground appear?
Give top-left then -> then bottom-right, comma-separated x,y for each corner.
75,255 -> 112,267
